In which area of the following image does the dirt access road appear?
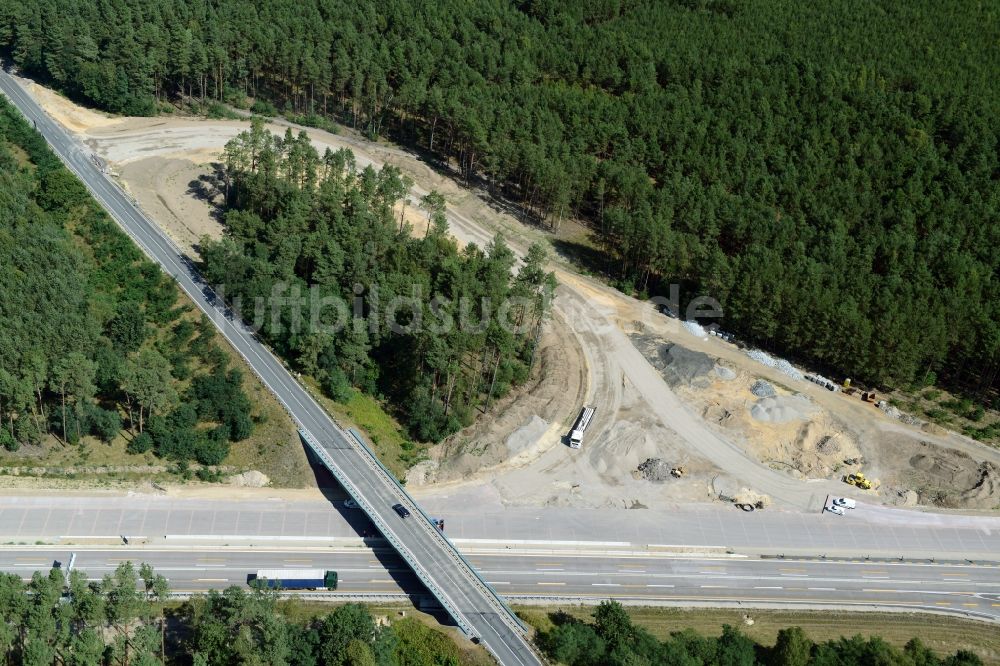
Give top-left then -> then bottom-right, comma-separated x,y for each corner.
22,77 -> 1000,514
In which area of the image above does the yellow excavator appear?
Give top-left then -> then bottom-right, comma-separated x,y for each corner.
843,472 -> 873,490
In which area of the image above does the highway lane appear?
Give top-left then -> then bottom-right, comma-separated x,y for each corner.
0,69 -> 540,666
2,547 -> 998,622
3,493 -> 999,561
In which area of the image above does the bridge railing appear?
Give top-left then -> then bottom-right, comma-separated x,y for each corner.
298,428 -> 475,636
345,428 -> 529,634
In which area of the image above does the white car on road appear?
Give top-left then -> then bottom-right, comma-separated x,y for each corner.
833,497 -> 856,509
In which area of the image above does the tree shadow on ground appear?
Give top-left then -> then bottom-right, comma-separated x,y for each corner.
185,162 -> 227,223
551,238 -> 609,278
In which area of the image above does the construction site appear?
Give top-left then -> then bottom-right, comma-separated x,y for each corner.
17,74 -> 1000,518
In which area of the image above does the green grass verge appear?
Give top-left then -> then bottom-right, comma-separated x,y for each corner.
300,377 -> 427,480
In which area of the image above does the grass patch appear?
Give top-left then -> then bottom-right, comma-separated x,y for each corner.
217,332 -> 310,487
287,112 -> 339,134
885,382 -> 999,447
300,377 -> 426,480
517,605 -> 1000,664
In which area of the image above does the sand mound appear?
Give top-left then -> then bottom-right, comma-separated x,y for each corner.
715,365 -> 737,381
711,475 -> 769,507
590,420 -> 663,479
229,471 -> 270,487
506,415 -> 548,456
750,395 -> 816,423
703,403 -> 735,427
960,462 -> 1000,506
902,444 -> 1000,509
26,79 -> 121,133
815,435 -> 841,455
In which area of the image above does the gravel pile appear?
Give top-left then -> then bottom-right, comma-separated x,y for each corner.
660,344 -> 715,387
775,359 -> 804,381
750,380 -> 777,398
747,349 -> 804,381
637,458 -> 674,482
747,349 -> 776,367
683,320 -> 708,339
880,404 -> 902,419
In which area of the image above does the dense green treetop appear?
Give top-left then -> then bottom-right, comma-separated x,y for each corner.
0,94 -> 254,461
0,0 -> 996,400
202,120 -> 556,441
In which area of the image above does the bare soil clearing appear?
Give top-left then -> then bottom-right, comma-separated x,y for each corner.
117,157 -> 224,255
25,80 -> 1000,513
631,332 -> 1000,511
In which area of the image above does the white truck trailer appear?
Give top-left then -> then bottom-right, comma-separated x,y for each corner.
248,569 -> 338,590
569,406 -> 596,449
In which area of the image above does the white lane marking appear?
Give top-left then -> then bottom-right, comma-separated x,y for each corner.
754,586 -> 783,590
808,587 -> 836,591
592,583 -> 620,587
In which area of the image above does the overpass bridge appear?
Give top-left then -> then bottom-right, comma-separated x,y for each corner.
0,67 -> 542,666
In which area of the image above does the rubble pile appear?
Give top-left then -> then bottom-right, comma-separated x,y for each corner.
637,458 -> 675,482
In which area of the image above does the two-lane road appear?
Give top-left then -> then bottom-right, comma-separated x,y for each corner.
0,69 -> 540,666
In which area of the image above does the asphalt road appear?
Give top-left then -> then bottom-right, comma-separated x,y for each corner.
3,546 -> 998,623
4,494 -> 999,561
0,69 -> 540,666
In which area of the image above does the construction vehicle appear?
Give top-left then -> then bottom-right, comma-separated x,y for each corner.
843,472 -> 873,490
568,406 -> 596,449
670,466 -> 685,478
